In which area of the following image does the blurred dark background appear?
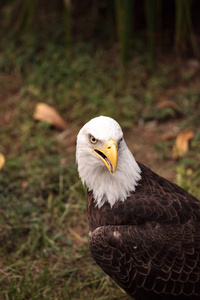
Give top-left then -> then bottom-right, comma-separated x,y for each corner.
1,0 -> 200,122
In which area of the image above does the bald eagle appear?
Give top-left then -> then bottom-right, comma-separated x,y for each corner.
76,116 -> 200,300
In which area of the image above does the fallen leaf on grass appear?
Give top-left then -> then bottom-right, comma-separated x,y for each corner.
160,133 -> 178,141
33,103 -> 67,130
157,100 -> 182,115
157,100 -> 181,111
0,153 -> 5,170
21,181 -> 28,189
173,130 -> 194,158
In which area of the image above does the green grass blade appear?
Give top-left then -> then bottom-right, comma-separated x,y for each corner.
115,0 -> 134,85
63,0 -> 72,59
144,0 -> 158,68
175,0 -> 197,56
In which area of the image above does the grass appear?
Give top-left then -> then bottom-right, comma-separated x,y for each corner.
1,27 -> 200,299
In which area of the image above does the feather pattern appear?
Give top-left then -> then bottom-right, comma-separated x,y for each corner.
88,163 -> 200,299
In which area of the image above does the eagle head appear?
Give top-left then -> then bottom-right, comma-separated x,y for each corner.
76,116 -> 141,207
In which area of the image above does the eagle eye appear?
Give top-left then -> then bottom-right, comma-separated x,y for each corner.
90,135 -> 97,144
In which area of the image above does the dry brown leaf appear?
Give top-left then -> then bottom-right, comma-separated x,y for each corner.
33,103 -> 67,130
21,181 -> 28,189
173,129 -> 194,158
157,100 -> 181,114
0,153 -> 5,170
160,133 -> 178,142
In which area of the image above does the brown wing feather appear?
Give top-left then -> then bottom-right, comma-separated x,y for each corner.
90,224 -> 200,299
87,162 -> 200,299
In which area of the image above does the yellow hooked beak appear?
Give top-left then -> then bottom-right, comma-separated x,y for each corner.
93,139 -> 118,175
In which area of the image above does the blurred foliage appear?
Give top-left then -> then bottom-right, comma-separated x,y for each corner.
144,0 -> 157,68
175,0 -> 198,57
1,0 -> 200,81
1,1 -> 200,299
115,0 -> 133,84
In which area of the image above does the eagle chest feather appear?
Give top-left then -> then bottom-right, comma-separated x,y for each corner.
87,190 -> 145,232
87,163 -> 200,232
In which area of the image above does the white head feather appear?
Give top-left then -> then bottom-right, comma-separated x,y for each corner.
76,116 -> 141,208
